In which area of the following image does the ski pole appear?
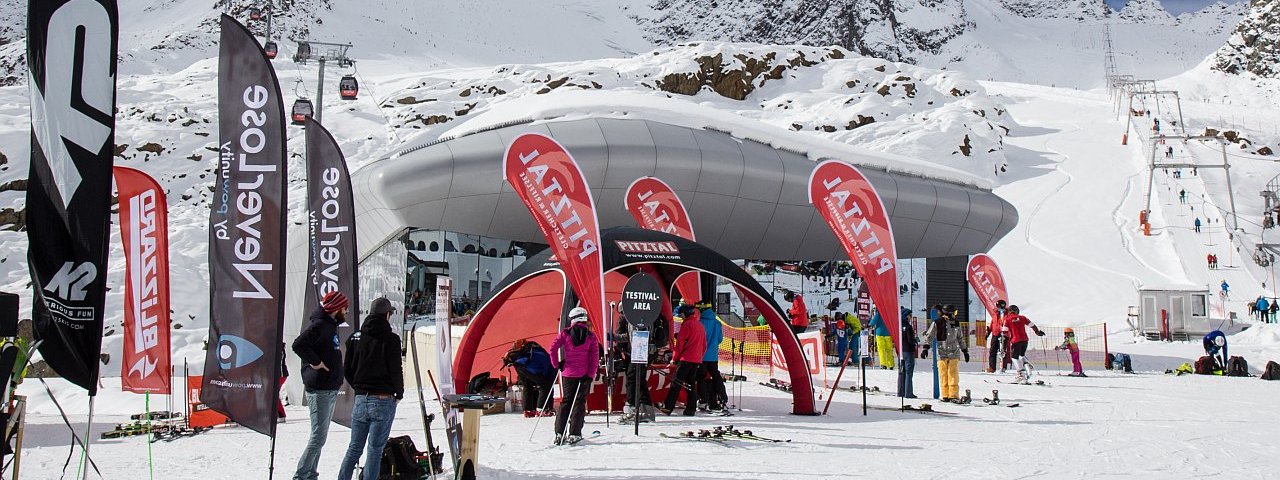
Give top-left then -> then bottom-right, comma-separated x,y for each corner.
528,370 -> 562,442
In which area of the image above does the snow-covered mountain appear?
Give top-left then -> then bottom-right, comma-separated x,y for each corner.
1117,0 -> 1176,24
636,0 -> 973,64
1178,1 -> 1250,35
999,0 -> 1111,21
1212,0 -> 1279,79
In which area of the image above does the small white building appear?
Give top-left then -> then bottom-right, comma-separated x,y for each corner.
1136,284 -> 1214,341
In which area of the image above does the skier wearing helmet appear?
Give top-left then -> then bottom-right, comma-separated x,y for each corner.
987,299 -> 1009,373
1055,328 -> 1085,377
1003,305 -> 1045,384
548,307 -> 600,445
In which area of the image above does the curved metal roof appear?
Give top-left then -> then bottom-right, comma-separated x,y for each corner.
348,117 -> 1018,261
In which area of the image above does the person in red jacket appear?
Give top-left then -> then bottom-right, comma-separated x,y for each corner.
1003,305 -> 1044,383
662,304 -> 706,416
786,291 -> 808,336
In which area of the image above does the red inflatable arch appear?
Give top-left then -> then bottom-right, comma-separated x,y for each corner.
453,227 -> 816,415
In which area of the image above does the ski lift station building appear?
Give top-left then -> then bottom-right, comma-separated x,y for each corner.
280,94 -> 1021,399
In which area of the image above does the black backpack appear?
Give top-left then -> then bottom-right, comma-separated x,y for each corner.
378,435 -> 426,480
1225,356 -> 1250,377
1194,356 -> 1216,375
1261,361 -> 1280,381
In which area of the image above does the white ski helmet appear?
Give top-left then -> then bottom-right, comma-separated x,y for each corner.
569,307 -> 589,324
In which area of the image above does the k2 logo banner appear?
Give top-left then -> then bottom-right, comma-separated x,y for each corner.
26,0 -> 120,396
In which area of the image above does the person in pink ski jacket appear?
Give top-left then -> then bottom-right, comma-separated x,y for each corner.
548,307 -> 600,444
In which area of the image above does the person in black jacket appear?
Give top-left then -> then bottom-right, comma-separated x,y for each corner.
337,297 -> 403,480
290,291 -> 348,480
897,307 -> 919,399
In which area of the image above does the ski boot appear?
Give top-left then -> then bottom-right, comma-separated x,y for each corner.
983,390 -> 1000,405
959,389 -> 972,405
620,406 -> 637,424
639,405 -> 658,423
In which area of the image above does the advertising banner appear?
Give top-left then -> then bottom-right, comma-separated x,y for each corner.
114,166 -> 171,394
808,160 -> 900,355
26,0 -> 120,394
202,14 -> 288,437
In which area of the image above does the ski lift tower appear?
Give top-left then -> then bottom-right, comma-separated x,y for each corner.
1103,23 -> 1119,88
293,40 -> 354,124
1114,78 -> 1155,118
1125,90 -> 1189,138
1143,134 -> 1240,234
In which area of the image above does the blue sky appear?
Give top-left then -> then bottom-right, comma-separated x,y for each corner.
1106,0 -> 1230,15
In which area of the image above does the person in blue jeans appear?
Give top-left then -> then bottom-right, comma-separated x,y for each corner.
338,297 -> 403,480
290,291 -> 350,480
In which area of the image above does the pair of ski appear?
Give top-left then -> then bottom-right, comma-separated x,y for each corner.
760,378 -> 792,392
864,404 -> 959,416
149,426 -> 211,443
660,427 -> 789,444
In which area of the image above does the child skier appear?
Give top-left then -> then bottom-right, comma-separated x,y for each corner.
1003,305 -> 1045,384
1055,328 -> 1085,377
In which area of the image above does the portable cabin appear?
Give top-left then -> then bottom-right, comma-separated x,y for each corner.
1136,284 -> 1212,341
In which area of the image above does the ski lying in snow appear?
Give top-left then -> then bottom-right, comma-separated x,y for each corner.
866,404 -> 959,416
711,425 -> 791,443
130,411 -> 182,421
699,409 -> 735,417
660,432 -> 732,445
149,426 -> 211,443
760,378 -> 792,392
989,379 -> 1047,386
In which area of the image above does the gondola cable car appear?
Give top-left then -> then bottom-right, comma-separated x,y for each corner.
339,75 -> 359,100
291,98 -> 313,125
249,7 -> 262,21
264,41 -> 278,60
294,42 -> 312,63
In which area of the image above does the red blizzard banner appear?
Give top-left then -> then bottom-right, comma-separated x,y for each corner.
623,176 -> 699,303
967,253 -> 1008,320
808,160 -> 900,354
503,133 -> 606,329
114,166 -> 171,394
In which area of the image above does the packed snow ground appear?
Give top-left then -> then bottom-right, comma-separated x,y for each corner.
15,365 -> 1279,479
